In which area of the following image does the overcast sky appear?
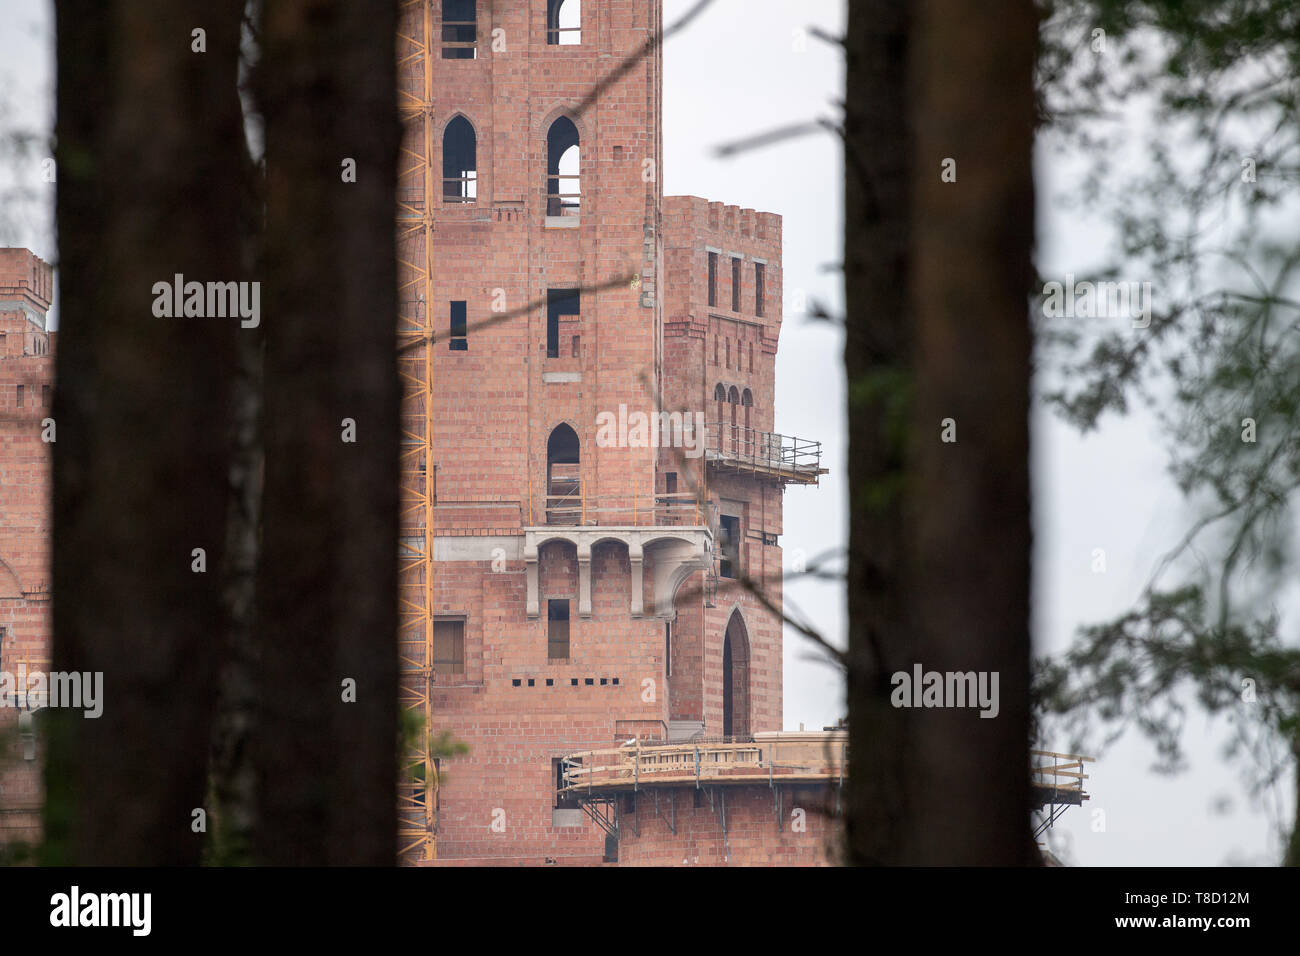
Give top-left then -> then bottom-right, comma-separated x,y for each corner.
0,0 -> 1290,866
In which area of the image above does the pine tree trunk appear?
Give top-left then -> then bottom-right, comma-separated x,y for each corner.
46,0 -> 246,864
843,0 -> 914,866
252,0 -> 401,864
904,0 -> 1038,863
845,0 -> 1038,864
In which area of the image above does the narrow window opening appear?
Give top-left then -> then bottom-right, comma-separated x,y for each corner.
546,424 -> 580,524
749,342 -> 755,372
547,288 -> 580,359
755,262 -> 765,317
449,300 -> 468,350
719,514 -> 740,579
548,599 -> 570,659
731,256 -> 741,312
546,117 -> 581,217
441,0 -> 477,58
442,116 -> 477,203
665,472 -> 677,494
665,621 -> 672,678
707,252 -> 717,307
16,385 -> 23,408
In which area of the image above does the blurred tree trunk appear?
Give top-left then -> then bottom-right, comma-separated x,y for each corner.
905,0 -> 1038,864
846,0 -> 1038,863
843,0 -> 913,865
252,0 -> 400,864
46,0 -> 246,864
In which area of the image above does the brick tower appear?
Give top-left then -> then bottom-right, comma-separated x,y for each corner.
395,0 -> 825,865
0,248 -> 55,853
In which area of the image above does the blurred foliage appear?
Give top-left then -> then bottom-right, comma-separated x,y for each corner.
1033,0 -> 1300,862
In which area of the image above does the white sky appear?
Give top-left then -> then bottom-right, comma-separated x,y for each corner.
0,0 -> 1288,865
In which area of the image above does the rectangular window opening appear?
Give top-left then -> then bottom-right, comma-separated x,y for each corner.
433,618 -> 466,675
755,262 -> 765,317
441,0 -> 477,58
718,514 -> 740,579
548,599 -> 570,659
707,252 -> 717,308
554,758 -> 579,808
449,300 -> 468,351
547,288 -> 580,359
731,257 -> 741,312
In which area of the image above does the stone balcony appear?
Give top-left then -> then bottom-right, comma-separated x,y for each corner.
524,524 -> 712,620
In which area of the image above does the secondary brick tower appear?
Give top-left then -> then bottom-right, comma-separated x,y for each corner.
0,248 -> 55,854
395,0 -> 826,866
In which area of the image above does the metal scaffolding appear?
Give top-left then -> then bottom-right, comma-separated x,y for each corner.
395,0 -> 438,865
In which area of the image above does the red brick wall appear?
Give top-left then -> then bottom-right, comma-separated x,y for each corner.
616,785 -> 842,866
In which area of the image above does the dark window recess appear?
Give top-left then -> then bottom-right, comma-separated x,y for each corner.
749,342 -> 755,371
546,678 -> 554,686
707,252 -> 717,307
718,514 -> 740,579
725,339 -> 730,369
599,678 -> 607,685
570,678 -> 579,686
548,599 -> 570,659
512,678 -> 522,687
731,257 -> 742,311
584,677 -> 593,686
612,677 -> 619,685
755,262 -> 765,317
547,288 -> 580,358
665,472 -> 677,494
713,333 -> 719,365
433,619 -> 465,675
762,531 -> 778,546
16,385 -> 24,408
528,678 -> 535,686
441,0 -> 477,58
449,300 -> 468,350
